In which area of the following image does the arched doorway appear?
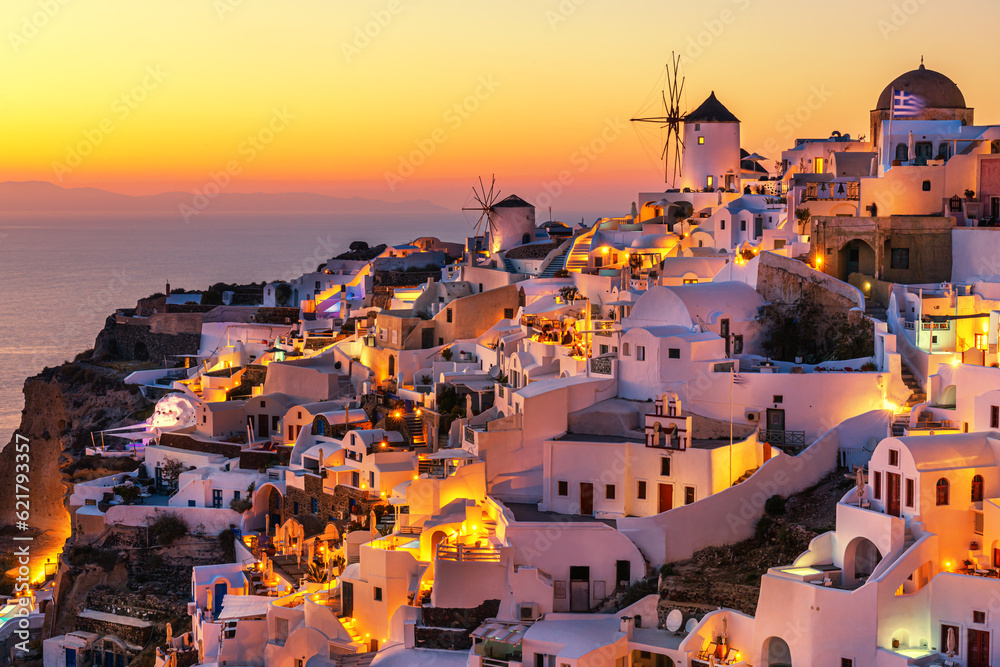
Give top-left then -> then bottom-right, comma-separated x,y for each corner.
133,341 -> 149,361
844,536 -> 883,586
839,239 -> 876,281
429,530 -> 447,559
388,354 -> 396,380
762,636 -> 792,667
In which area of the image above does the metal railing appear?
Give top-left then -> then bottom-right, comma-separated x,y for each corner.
436,543 -> 501,562
758,429 -> 807,446
589,356 -> 613,375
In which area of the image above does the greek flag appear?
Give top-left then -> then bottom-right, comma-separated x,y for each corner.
892,89 -> 925,118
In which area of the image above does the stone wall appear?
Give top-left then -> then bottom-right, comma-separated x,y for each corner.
282,477 -> 380,525
94,315 -> 201,362
159,433 -> 243,459
75,615 -> 152,647
415,599 -> 501,650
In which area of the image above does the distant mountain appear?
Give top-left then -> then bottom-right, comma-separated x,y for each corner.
0,181 -> 448,214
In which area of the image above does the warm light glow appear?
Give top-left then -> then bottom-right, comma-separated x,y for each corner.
393,411 -> 402,418
984,321 -> 990,333
864,282 -> 871,291
815,256 -> 823,267
602,246 -> 609,254
380,441 -> 387,448
950,356 -> 961,367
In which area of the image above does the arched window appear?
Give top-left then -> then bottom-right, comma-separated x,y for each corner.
622,342 -> 630,356
972,474 -> 984,502
936,478 -> 950,506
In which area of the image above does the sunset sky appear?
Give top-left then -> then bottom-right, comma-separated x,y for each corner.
2,0 -> 998,212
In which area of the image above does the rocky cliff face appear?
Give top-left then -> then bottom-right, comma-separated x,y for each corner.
0,351 -> 149,534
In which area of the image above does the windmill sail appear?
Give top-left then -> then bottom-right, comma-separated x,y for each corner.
631,53 -> 686,187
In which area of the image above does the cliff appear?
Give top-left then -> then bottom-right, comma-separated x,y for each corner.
0,352 -> 150,534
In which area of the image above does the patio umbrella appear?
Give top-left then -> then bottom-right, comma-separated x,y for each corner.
742,153 -> 768,162
466,394 -> 474,419
908,131 -> 915,161
947,627 -> 956,657
166,622 -> 173,645
856,466 -> 865,499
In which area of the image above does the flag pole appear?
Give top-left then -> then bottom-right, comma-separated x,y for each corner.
886,89 -> 895,173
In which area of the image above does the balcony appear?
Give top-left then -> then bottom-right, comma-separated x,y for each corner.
436,542 -> 501,562
758,429 -> 806,447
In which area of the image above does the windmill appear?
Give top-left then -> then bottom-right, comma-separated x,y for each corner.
462,175 -> 502,252
631,52 -> 687,187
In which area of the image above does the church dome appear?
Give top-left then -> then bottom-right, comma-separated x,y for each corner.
875,63 -> 966,110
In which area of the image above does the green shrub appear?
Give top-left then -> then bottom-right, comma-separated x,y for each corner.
764,494 -> 786,516
150,513 -> 188,545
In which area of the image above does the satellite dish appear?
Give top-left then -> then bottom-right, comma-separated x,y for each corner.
685,617 -> 698,633
488,365 -> 501,380
666,609 -> 683,633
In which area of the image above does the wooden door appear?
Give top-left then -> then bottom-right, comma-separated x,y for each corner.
579,483 -> 593,515
968,628 -> 989,667
766,409 -> 785,437
342,581 -> 354,617
887,472 -> 901,517
658,483 -> 673,513
569,566 -> 590,612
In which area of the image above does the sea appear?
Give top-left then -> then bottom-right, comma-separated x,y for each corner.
0,211 -> 478,445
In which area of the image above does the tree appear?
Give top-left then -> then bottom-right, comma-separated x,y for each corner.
161,457 -> 186,490
150,513 -> 188,545
795,207 -> 812,233
274,283 -> 292,306
558,286 -> 580,303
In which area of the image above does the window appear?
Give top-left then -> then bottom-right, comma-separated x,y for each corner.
557,481 -> 568,496
773,395 -> 783,404
311,498 -> 318,513
936,478 -> 949,505
874,471 -> 882,499
974,610 -> 986,624
233,490 -> 241,500
697,136 -> 705,145
637,481 -> 647,499
212,489 -> 223,508
905,478 -> 914,508
888,449 -> 899,466
706,175 -> 713,189
841,659 -> 854,667
895,143 -> 908,161
293,501 -> 299,515
733,334 -> 744,354
275,617 -> 289,645
636,346 -> 645,361
85,498 -> 97,506
890,248 -> 909,270
660,457 -> 671,477
740,220 -> 747,231
622,342 -> 630,356
683,278 -> 699,284
720,220 -> 725,230
446,308 -> 453,323
973,474 -> 985,502
992,405 -> 999,429
814,157 -> 824,174
684,486 -> 695,505
922,180 -> 931,191
188,500 -> 196,507
504,308 -> 514,319
479,283 -> 484,292
606,484 -> 616,500
374,587 -> 382,601
695,123 -> 700,131
668,348 -> 680,359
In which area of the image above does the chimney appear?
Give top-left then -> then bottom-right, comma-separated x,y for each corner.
619,616 -> 634,639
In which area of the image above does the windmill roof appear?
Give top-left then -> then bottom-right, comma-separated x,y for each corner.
684,91 -> 739,123
493,194 -> 534,208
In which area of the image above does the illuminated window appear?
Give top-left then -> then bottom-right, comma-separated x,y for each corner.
975,333 -> 987,350
706,175 -> 714,189
697,136 -> 705,145
814,157 -> 824,173
683,278 -> 698,284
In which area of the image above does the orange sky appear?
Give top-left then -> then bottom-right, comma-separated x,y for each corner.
2,0 -> 999,212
